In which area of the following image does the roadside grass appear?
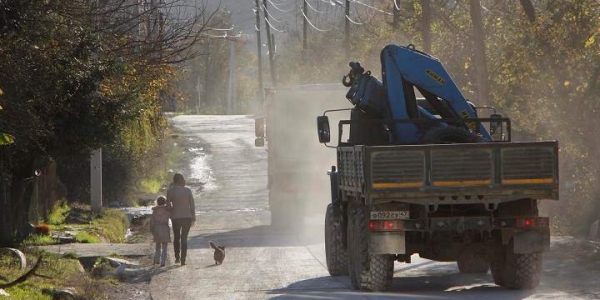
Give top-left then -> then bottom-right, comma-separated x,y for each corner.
22,206 -> 129,246
0,250 -> 111,299
21,235 -> 58,247
89,208 -> 129,243
74,232 -> 100,243
136,130 -> 186,197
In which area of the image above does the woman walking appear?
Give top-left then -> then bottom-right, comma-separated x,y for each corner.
167,173 -> 196,265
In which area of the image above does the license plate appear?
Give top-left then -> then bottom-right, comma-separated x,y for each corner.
370,211 -> 409,220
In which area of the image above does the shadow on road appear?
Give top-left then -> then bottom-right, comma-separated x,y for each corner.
187,224 -> 323,249
267,273 -> 534,300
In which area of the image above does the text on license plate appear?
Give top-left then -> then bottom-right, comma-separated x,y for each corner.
370,211 -> 409,220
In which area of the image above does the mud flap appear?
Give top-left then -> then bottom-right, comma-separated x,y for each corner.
369,232 -> 405,254
512,230 -> 550,253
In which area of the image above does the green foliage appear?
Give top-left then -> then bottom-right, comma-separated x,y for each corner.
140,178 -> 162,194
74,231 -> 100,244
4,285 -> 52,300
47,199 -> 70,225
0,0 -> 174,233
482,1 -> 600,234
0,132 -> 14,146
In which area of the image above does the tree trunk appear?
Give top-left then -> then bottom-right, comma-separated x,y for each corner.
469,0 -> 491,107
0,151 -> 37,245
421,0 -> 431,53
0,180 -> 12,246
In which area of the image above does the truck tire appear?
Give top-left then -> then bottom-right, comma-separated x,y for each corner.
347,208 -> 359,288
491,241 -> 542,289
420,126 -> 482,144
325,203 -> 348,276
456,251 -> 489,274
349,205 -> 394,291
490,253 -> 505,287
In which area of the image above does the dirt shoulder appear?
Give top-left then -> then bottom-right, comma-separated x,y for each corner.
37,221 -> 156,300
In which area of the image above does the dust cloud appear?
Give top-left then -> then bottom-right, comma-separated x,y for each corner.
264,85 -> 351,239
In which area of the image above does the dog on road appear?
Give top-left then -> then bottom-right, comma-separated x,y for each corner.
209,241 -> 226,265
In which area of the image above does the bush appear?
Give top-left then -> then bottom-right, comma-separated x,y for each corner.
48,199 -> 71,225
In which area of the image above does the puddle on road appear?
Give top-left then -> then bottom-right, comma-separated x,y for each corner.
189,150 -> 217,192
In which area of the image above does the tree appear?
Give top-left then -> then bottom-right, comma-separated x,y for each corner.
0,0 -> 220,245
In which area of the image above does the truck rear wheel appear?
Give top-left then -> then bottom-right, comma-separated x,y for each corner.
491,241 -> 542,289
325,203 -> 348,276
348,205 -> 394,291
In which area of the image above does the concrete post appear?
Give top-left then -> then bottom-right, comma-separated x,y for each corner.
91,149 -> 103,215
196,75 -> 202,115
227,40 -> 237,114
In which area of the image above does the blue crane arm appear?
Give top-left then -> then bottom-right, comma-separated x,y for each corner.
380,44 -> 491,142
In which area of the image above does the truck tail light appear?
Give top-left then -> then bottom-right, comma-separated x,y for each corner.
368,220 -> 404,231
497,217 -> 549,229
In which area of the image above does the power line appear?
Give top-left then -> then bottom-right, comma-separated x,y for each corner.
262,3 -> 283,23
301,9 -> 334,32
201,32 -> 242,40
264,16 -> 286,32
267,0 -> 294,13
206,26 -> 235,31
306,0 -> 326,13
322,0 -> 344,6
345,13 -> 363,25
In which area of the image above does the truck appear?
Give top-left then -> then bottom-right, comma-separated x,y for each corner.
317,44 -> 558,291
255,85 -> 351,229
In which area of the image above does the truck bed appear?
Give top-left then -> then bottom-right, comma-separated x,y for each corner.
337,141 -> 558,206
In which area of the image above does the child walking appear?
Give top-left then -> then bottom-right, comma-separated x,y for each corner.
151,196 -> 171,266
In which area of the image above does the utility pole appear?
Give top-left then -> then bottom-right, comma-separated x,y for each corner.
345,0 -> 350,60
469,0 -> 490,107
303,0 -> 308,50
254,0 -> 264,102
263,0 -> 277,86
393,2 -> 400,29
195,74 -> 202,114
227,40 -> 237,114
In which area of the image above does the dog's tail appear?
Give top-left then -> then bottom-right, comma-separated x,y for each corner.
209,240 -> 217,250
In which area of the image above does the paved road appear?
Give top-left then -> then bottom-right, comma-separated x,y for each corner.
149,115 -> 600,300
